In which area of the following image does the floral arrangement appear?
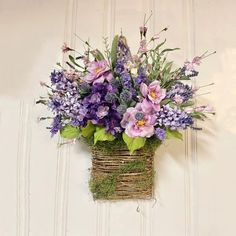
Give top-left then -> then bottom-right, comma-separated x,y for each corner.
38,19 -> 215,200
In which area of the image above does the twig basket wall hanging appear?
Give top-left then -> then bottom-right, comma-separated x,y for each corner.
37,15 -> 215,201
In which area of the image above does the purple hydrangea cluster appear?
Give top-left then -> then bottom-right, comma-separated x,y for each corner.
48,71 -> 123,136
156,105 -> 193,130
78,83 -> 122,135
166,82 -> 194,103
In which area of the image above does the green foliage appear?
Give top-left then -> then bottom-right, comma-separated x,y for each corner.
60,125 -> 80,139
180,101 -> 195,108
84,135 -> 161,156
160,47 -> 180,55
68,55 -> 83,69
160,98 -> 172,106
191,112 -> 207,120
81,122 -> 96,138
122,133 -> 146,154
91,49 -> 105,61
94,127 -> 115,144
111,35 -> 119,68
166,129 -> 183,140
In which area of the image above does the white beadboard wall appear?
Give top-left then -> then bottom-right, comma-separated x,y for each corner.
0,0 -> 236,236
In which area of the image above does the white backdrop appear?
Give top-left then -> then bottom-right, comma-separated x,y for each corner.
0,0 -> 236,236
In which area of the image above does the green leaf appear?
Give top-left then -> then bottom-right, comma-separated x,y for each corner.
81,122 -> 96,138
179,75 -> 191,80
166,129 -> 183,140
160,48 -> 180,55
91,49 -> 105,61
122,133 -> 146,154
68,55 -> 83,69
160,99 -> 172,106
66,61 -> 76,70
180,101 -> 195,108
111,35 -> 119,68
94,127 -> 115,145
154,39 -> 166,51
60,125 -> 80,139
191,112 -> 207,120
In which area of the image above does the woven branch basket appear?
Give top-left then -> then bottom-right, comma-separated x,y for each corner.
90,147 -> 155,200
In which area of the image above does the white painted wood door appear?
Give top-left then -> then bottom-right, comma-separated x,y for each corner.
0,0 -> 236,235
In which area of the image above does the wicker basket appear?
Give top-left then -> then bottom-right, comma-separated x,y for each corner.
90,147 -> 155,200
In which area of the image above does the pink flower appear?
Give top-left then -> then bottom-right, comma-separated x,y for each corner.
140,81 -> 166,111
138,40 -> 147,53
195,105 -> 215,114
184,56 -> 202,74
173,94 -> 183,104
83,60 -> 111,84
61,43 -> 73,53
121,101 -> 156,138
64,70 -> 81,80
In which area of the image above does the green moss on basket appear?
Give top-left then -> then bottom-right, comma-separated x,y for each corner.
89,173 -> 118,199
135,170 -> 155,190
89,158 -> 147,200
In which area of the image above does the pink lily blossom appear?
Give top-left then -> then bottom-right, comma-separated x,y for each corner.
83,60 -> 112,84
140,81 -> 166,111
121,101 -> 156,138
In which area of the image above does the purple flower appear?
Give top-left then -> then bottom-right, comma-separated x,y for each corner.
156,105 -> 193,129
135,67 -> 147,85
117,104 -> 127,114
90,93 -> 101,103
96,106 -> 109,118
120,72 -> 132,89
166,82 -> 194,103
120,90 -> 132,102
155,128 -> 166,141
115,63 -> 125,75
50,70 -> 63,84
105,93 -> 117,103
50,115 -> 62,135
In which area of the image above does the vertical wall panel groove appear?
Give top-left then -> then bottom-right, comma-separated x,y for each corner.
16,101 -> 32,236
53,0 -> 76,235
184,0 -> 198,235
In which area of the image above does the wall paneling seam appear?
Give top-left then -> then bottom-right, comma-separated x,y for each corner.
16,101 -> 31,236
